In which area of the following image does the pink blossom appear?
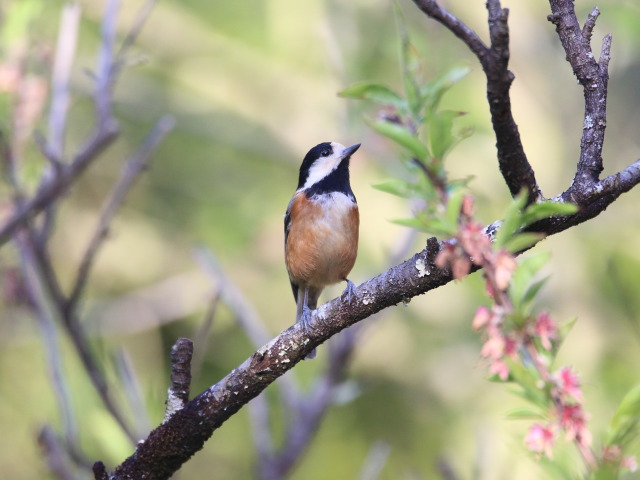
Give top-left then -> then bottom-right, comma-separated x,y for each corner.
472,306 -> 492,330
461,195 -> 475,217
602,446 -> 638,472
488,358 -> 509,380
493,249 -> 517,291
558,404 -> 591,447
459,221 -> 490,263
481,331 -> 505,360
622,456 -> 638,472
525,423 -> 555,459
504,336 -> 518,359
535,312 -> 557,350
555,367 -> 583,403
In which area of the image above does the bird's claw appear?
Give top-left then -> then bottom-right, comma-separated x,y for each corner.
341,279 -> 357,304
299,302 -> 313,333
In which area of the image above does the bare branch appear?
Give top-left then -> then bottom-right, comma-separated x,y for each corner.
114,0 -> 159,77
412,0 -> 489,60
191,289 -> 223,377
436,457 -> 461,480
195,247 -> 272,347
66,115 -> 175,312
548,0 -> 610,192
412,0 -> 541,202
581,7 -> 600,43
38,426 -> 77,480
48,3 -> 80,162
21,240 -> 77,446
358,441 -> 391,480
594,159 -> 640,198
0,119 -> 118,245
115,349 -> 151,435
95,0 -> 119,126
164,338 -> 194,421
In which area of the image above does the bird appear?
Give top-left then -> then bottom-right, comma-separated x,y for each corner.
284,141 -> 360,358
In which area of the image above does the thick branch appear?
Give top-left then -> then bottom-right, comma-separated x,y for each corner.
412,0 -> 541,202
104,169 -> 640,479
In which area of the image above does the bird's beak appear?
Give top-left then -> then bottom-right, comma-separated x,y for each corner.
341,143 -> 361,159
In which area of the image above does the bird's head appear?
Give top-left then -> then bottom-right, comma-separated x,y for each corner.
297,142 -> 360,190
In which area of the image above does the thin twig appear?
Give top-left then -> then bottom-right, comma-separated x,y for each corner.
38,426 -> 78,480
358,441 -> 391,480
194,247 -> 272,347
115,349 -> 151,435
411,0 -> 489,60
0,124 -> 118,245
436,457 -> 461,480
95,0 -> 119,126
66,115 -> 175,313
191,288 -> 223,379
23,224 -> 138,442
48,3 -> 80,162
20,237 -> 77,447
113,0 -> 158,77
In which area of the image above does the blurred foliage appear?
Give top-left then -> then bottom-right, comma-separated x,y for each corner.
1,1 -> 640,479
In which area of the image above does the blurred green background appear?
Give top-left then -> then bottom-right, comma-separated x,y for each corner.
1,0 -> 640,478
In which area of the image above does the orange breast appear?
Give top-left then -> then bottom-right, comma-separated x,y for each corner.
286,192 -> 359,288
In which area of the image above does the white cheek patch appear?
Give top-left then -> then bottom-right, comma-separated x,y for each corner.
302,142 -> 347,190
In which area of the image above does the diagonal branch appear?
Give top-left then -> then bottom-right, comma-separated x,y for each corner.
412,0 -> 541,202
103,164 -> 640,479
66,115 -> 175,313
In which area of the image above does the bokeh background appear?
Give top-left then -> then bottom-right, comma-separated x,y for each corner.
1,0 -> 640,478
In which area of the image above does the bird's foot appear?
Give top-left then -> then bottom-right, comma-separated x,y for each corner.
299,302 -> 313,334
298,304 -> 317,359
341,279 -> 357,304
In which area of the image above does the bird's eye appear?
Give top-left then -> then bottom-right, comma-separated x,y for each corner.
321,148 -> 331,157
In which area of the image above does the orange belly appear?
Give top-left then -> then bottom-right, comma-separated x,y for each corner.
286,192 -> 359,288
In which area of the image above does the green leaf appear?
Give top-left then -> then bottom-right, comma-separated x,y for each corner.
509,252 -> 550,311
391,217 -> 428,231
518,277 -> 549,313
503,232 -> 544,254
445,187 -> 466,230
428,110 -> 465,160
394,4 -> 421,114
372,179 -> 412,198
506,408 -> 545,421
365,117 -> 428,160
338,82 -> 406,110
505,359 -> 547,406
606,383 -> 640,446
420,66 -> 470,112
494,190 -> 529,248
521,200 -> 578,227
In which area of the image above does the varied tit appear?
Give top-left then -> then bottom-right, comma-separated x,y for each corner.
284,142 -> 360,358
